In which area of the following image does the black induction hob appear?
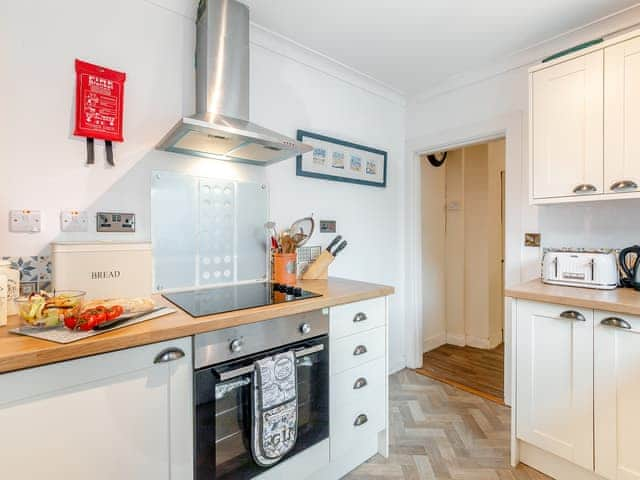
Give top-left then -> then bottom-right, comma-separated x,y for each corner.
162,282 -> 321,318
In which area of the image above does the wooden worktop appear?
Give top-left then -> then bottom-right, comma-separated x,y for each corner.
506,279 -> 640,315
0,278 -> 394,374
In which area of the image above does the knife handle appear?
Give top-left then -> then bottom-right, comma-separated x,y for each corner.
326,235 -> 342,252
332,240 -> 348,256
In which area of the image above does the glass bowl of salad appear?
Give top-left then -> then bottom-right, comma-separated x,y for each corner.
16,291 -> 86,328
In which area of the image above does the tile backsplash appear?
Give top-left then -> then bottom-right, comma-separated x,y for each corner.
1,256 -> 52,295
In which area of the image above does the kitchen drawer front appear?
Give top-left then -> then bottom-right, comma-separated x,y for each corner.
330,384 -> 385,458
331,326 -> 385,375
332,356 -> 385,409
330,297 -> 386,339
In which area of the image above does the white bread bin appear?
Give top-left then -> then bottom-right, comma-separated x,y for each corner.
52,242 -> 152,299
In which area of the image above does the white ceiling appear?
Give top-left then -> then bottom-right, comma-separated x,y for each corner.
242,0 -> 639,95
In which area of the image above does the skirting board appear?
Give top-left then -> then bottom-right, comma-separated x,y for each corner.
519,441 -> 602,480
423,333 -> 446,352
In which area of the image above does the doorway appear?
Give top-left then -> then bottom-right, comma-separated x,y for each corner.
416,139 -> 506,404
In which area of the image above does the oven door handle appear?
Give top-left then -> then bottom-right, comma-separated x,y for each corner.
217,344 -> 325,381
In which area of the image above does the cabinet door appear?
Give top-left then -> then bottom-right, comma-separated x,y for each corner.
516,300 -> 593,470
605,37 -> 640,195
595,311 -> 640,480
0,338 -> 193,480
531,51 -> 604,199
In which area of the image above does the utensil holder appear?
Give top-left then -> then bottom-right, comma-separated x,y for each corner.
272,253 -> 297,284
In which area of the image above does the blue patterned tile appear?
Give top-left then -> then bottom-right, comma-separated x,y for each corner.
9,256 -> 39,282
19,282 -> 37,296
37,256 -> 52,282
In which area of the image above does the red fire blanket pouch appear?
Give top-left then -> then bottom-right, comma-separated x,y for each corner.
73,59 -> 126,166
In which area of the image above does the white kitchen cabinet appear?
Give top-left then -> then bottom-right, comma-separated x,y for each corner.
530,50 -> 604,200
516,300 -> 594,470
0,337 -> 193,480
605,36 -> 640,195
595,310 -> 640,480
321,296 -> 388,479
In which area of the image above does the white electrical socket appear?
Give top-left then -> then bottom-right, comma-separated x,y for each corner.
9,210 -> 42,233
60,210 -> 89,232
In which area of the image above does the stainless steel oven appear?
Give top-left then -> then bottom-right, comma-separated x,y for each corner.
194,310 -> 329,479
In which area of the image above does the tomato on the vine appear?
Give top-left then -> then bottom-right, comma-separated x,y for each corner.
106,305 -> 124,321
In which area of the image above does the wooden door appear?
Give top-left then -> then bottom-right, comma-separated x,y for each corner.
516,300 -> 593,470
595,310 -> 640,480
531,51 -> 604,199
605,36 -> 640,195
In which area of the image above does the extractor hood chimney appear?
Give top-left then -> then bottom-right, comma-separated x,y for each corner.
156,0 -> 312,165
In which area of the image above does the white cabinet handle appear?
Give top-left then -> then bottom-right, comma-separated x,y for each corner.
154,348 -> 185,364
353,413 -> 368,427
572,184 -> 597,194
559,310 -> 586,322
600,317 -> 632,330
353,345 -> 368,356
353,377 -> 368,389
610,180 -> 638,192
353,312 -> 368,323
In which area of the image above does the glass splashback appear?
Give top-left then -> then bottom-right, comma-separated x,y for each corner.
151,171 -> 268,291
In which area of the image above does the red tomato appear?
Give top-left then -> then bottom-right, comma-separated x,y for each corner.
64,316 -> 78,330
79,308 -> 107,330
106,305 -> 124,321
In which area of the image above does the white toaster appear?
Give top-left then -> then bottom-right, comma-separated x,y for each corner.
541,248 -> 618,290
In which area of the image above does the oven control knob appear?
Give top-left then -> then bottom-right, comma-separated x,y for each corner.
229,339 -> 243,353
300,323 -> 311,335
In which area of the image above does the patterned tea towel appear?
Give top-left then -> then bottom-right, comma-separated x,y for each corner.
252,350 -> 298,467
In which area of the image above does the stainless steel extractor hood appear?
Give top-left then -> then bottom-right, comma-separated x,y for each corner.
156,0 -> 312,165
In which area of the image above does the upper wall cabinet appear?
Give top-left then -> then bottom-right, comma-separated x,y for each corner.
531,51 -> 603,201
530,31 -> 640,204
605,37 -> 640,195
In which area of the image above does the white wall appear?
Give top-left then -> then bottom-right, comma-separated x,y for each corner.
255,35 -> 407,372
407,7 -> 640,286
0,0 -> 407,371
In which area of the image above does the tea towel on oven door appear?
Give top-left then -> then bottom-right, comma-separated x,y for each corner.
251,350 -> 298,467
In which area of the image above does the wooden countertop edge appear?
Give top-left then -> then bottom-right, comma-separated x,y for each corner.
505,279 -> 640,316
0,279 -> 394,374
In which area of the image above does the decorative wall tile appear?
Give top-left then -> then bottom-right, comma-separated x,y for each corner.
19,282 -> 37,296
1,255 -> 53,294
37,256 -> 52,282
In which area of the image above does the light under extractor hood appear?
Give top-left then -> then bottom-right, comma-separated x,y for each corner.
156,0 -> 312,165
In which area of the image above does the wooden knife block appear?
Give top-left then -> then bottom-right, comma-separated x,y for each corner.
301,250 -> 333,280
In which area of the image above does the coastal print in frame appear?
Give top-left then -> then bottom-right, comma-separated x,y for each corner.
296,130 -> 387,187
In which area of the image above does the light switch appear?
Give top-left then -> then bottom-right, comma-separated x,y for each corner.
9,210 -> 41,233
60,210 -> 89,232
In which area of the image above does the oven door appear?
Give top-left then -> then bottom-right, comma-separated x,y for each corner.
195,335 -> 329,480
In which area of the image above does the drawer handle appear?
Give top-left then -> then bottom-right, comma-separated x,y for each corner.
559,310 -> 586,322
353,345 -> 368,356
572,183 -> 597,194
601,317 -> 632,330
353,312 -> 368,323
154,348 -> 185,364
353,377 -> 368,389
610,180 -> 638,192
354,413 -> 368,427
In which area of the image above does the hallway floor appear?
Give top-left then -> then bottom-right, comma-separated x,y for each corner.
344,369 -> 550,480
416,344 -> 504,403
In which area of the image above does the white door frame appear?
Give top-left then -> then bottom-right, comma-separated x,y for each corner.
404,111 -> 524,405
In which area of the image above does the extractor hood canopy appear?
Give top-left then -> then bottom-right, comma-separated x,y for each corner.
156,0 -> 311,165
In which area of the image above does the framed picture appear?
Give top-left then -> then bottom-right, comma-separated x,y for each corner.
296,130 -> 387,188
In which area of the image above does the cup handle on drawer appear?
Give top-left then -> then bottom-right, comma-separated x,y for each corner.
353,345 -> 368,356
353,377 -> 368,389
354,414 -> 368,427
353,312 -> 368,323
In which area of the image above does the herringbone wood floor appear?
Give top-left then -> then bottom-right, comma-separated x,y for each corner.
343,369 -> 551,480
